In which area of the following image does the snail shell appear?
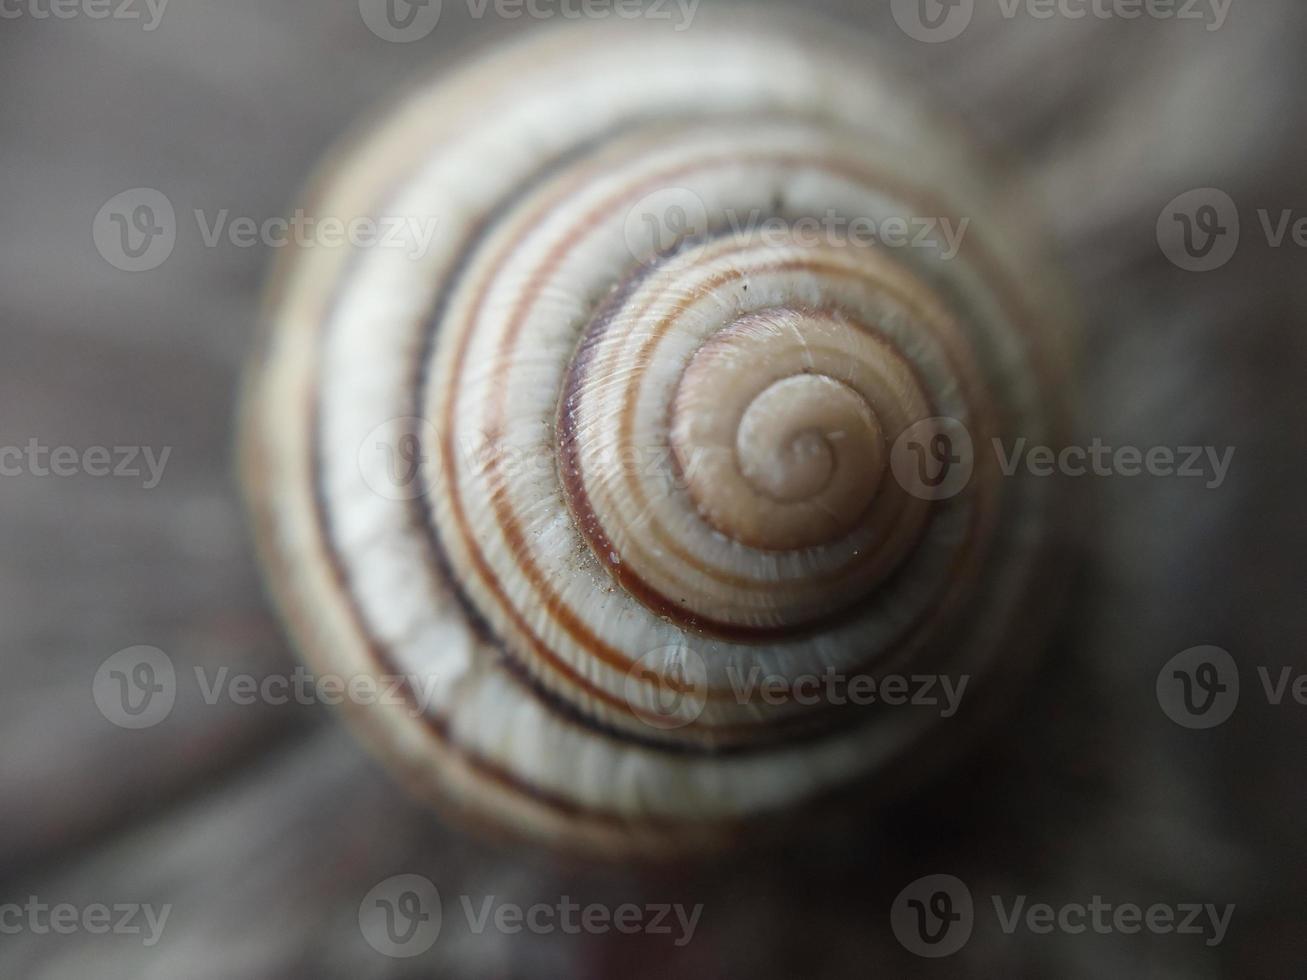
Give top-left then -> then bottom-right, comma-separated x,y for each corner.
240,13 -> 1075,857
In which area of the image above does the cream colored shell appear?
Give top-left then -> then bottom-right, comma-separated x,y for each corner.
240,12 -> 1075,857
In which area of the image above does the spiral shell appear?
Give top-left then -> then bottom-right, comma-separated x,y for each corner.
240,14 -> 1075,856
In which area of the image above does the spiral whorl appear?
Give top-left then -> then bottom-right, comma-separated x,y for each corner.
241,14 -> 1075,856
557,234 -> 944,634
